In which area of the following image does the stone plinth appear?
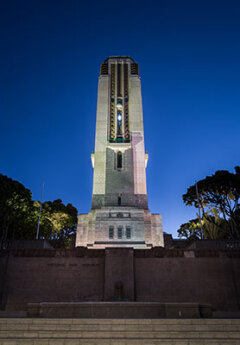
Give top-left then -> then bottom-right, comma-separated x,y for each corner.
27,302 -> 212,318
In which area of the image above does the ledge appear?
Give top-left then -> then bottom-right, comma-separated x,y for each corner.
27,302 -> 212,318
1,247 -> 239,258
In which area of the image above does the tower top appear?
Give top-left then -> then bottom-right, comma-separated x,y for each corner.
100,56 -> 139,76
103,56 -> 137,63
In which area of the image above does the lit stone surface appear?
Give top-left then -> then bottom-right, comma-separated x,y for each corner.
76,56 -> 163,248
76,208 -> 164,248
1,317 -> 240,344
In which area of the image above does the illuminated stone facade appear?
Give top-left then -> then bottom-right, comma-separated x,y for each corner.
76,57 -> 163,248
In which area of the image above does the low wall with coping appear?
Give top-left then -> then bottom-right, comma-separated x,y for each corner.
0,247 -> 239,312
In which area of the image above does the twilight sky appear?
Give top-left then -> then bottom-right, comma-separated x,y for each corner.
1,0 -> 240,237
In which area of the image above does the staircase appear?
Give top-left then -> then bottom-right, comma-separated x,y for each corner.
0,318 -> 240,344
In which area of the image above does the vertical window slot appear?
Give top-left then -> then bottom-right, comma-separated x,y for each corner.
118,227 -> 122,239
117,151 -> 122,169
126,227 -> 131,239
109,226 -> 114,239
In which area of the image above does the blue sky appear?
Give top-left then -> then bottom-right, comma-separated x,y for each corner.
1,0 -> 240,237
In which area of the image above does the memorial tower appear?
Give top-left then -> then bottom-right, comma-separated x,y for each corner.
76,56 -> 163,248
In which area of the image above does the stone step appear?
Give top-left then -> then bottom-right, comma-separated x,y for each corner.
1,329 -> 240,339
0,338 -> 240,345
1,323 -> 240,331
1,318 -> 240,325
0,318 -> 240,345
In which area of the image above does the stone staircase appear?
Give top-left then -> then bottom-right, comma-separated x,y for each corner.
0,318 -> 240,344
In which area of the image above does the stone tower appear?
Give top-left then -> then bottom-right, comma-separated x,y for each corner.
76,56 -> 163,248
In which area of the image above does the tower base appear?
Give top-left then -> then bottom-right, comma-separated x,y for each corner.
76,207 -> 163,248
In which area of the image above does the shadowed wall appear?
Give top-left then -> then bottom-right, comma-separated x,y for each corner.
0,248 -> 239,312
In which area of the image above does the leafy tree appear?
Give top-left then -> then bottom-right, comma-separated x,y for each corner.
177,218 -> 203,240
39,199 -> 78,248
0,174 -> 78,248
182,167 -> 240,239
0,174 -> 37,246
177,215 -> 228,241
203,211 -> 228,240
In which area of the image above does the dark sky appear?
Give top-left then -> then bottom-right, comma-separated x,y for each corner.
1,0 -> 240,237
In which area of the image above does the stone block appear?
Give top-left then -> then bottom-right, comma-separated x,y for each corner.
165,303 -> 202,318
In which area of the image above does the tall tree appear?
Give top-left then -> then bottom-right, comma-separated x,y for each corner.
0,174 -> 78,248
0,174 -> 37,246
39,199 -> 78,248
182,167 -> 240,239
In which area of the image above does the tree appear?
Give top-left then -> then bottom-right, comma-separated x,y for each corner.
177,218 -> 203,240
0,174 -> 78,248
0,174 -> 37,246
37,199 -> 78,248
182,167 -> 240,239
177,216 -> 228,240
202,211 -> 229,240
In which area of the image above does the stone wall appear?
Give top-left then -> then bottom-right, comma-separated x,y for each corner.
135,250 -> 240,311
0,247 -> 239,312
0,248 -> 105,311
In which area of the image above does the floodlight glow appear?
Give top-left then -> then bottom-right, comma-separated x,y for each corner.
117,114 -> 122,121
